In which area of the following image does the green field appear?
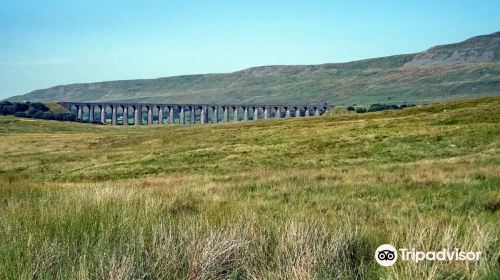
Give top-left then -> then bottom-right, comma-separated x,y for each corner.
0,97 -> 499,279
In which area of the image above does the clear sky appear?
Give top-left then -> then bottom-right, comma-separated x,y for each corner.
1,0 -> 499,99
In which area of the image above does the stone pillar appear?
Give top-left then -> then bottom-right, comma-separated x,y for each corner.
123,106 -> 128,125
100,106 -> 106,124
201,105 -> 207,124
243,106 -> 248,121
135,105 -> 141,125
111,106 -> 117,125
253,107 -> 258,121
223,106 -> 228,122
169,106 -> 174,124
89,106 -> 94,123
190,106 -> 195,124
213,106 -> 218,123
264,107 -> 269,119
233,107 -> 238,122
295,107 -> 301,118
276,107 -> 281,119
315,107 -> 320,116
158,106 -> 163,124
305,106 -> 310,117
285,107 -> 290,118
147,106 -> 152,125
180,106 -> 185,125
77,106 -> 82,120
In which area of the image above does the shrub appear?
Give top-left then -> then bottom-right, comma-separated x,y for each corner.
14,112 -> 27,118
43,112 -> 55,120
347,106 -> 355,111
2,105 -> 17,115
367,103 -> 386,112
15,103 -> 29,112
355,107 -> 367,113
368,103 -> 405,112
53,113 -> 77,121
26,108 -> 40,117
0,101 -> 11,115
31,111 -> 54,120
29,102 -> 49,112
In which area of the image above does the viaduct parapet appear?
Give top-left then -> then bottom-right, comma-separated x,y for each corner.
58,102 -> 328,125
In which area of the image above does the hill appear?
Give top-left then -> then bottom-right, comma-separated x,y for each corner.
6,32 -> 500,105
0,97 -> 499,278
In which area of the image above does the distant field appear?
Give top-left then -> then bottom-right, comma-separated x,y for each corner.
0,97 -> 499,279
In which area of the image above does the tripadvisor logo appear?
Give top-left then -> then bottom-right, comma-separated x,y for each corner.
375,244 -> 397,267
375,244 -> 481,267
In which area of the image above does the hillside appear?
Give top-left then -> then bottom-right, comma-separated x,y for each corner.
1,97 -> 499,278
6,32 -> 500,105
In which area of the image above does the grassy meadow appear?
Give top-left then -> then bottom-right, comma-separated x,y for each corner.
0,97 -> 499,279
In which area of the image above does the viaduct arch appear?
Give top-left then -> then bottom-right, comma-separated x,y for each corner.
58,102 -> 328,125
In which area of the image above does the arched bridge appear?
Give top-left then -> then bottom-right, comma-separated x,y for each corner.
58,102 -> 328,125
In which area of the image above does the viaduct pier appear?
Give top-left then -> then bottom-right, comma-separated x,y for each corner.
58,102 -> 328,125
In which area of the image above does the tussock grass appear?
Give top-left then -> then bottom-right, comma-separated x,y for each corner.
0,97 -> 499,279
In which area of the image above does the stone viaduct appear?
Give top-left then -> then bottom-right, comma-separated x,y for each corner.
58,102 -> 328,125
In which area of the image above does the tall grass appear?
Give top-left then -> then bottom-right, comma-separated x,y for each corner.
0,180 -> 497,279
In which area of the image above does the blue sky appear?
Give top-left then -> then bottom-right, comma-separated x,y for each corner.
1,0 -> 499,99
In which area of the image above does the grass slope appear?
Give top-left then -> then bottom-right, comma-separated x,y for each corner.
0,97 -> 499,279
44,102 -> 70,113
7,32 -> 500,105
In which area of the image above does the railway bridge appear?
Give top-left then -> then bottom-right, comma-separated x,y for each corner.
58,102 -> 328,125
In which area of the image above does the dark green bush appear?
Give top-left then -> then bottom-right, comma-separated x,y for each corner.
1,101 -> 30,115
367,103 -> 410,112
14,112 -> 27,118
355,107 -> 367,113
1,105 -> 17,115
29,102 -> 49,112
367,103 -> 387,112
53,113 -> 77,121
15,103 -> 29,112
31,111 -> 53,119
26,108 -> 39,117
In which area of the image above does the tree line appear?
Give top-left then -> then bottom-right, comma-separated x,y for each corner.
347,103 -> 415,113
0,101 -> 77,121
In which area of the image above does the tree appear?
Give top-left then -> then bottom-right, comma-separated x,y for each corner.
14,112 -> 27,118
31,111 -> 48,119
26,108 -> 40,117
355,107 -> 367,113
15,103 -> 29,112
53,113 -> 77,121
2,105 -> 17,115
368,103 -> 386,112
29,102 -> 49,112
